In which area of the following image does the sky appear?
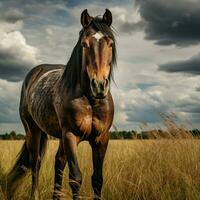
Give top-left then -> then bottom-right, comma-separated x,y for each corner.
0,0 -> 200,133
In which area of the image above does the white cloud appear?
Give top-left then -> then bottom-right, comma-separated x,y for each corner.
0,11 -> 40,81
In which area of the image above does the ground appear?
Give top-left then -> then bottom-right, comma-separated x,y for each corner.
0,139 -> 200,200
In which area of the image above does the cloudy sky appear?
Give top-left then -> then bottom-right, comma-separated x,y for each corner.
0,0 -> 200,133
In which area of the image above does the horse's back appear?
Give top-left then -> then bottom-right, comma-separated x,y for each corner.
23,64 -> 64,90
21,64 -> 64,106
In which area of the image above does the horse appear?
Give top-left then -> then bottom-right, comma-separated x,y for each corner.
6,8 -> 117,200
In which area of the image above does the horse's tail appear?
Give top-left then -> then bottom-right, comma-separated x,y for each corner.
6,133 -> 47,198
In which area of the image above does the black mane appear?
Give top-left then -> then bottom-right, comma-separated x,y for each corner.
62,16 -> 117,91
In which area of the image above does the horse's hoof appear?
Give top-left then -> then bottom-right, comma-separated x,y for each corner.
29,192 -> 40,200
73,194 -> 80,200
93,195 -> 101,200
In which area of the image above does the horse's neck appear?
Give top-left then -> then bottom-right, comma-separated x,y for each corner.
62,40 -> 82,88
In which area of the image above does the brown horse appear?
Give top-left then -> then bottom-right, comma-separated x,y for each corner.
6,9 -> 116,200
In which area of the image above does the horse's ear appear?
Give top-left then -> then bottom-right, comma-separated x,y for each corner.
81,9 -> 92,28
103,9 -> 112,26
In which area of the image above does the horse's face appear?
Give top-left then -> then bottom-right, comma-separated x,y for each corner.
81,9 -> 113,99
82,29 -> 113,99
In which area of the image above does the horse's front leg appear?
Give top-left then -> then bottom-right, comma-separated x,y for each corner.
89,134 -> 109,200
63,131 -> 82,200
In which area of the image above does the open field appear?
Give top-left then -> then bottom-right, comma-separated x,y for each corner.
0,139 -> 200,200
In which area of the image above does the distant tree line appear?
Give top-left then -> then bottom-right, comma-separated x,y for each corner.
110,129 -> 200,139
109,130 -> 137,139
0,129 -> 200,140
0,131 -> 25,140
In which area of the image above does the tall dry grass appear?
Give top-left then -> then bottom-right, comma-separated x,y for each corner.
0,138 -> 200,200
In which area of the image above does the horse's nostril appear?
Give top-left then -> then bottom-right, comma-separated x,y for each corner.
98,79 -> 109,91
99,81 -> 104,91
91,79 -> 109,97
105,78 -> 109,87
91,79 -> 97,88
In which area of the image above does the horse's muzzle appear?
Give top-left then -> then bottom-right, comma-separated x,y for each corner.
90,78 -> 109,99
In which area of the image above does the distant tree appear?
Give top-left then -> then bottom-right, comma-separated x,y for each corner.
15,134 -> 25,140
190,129 -> 200,138
109,131 -> 122,139
10,131 -> 17,139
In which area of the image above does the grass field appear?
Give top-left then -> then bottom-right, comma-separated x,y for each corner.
0,139 -> 200,200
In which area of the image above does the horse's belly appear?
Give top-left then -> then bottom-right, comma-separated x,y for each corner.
31,106 -> 62,138
40,115 -> 61,138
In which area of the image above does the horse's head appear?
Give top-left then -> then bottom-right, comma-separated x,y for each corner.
80,9 -> 116,99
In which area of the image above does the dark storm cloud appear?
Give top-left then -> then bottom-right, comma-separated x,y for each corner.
0,60 -> 30,82
66,0 -> 130,7
182,106 -> 200,114
0,9 -> 24,23
134,0 -> 200,45
159,55 -> 200,75
176,102 -> 200,115
196,87 -> 200,92
0,104 -> 20,123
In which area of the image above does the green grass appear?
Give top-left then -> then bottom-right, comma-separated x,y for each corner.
1,139 -> 200,200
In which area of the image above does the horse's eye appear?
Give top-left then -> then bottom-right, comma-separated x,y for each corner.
82,42 -> 88,48
109,41 -> 114,48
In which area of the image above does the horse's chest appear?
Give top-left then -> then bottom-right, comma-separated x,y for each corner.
69,100 -> 110,135
72,105 -> 93,134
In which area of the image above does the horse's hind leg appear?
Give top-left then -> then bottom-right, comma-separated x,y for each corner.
53,140 -> 67,200
24,117 -> 47,200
